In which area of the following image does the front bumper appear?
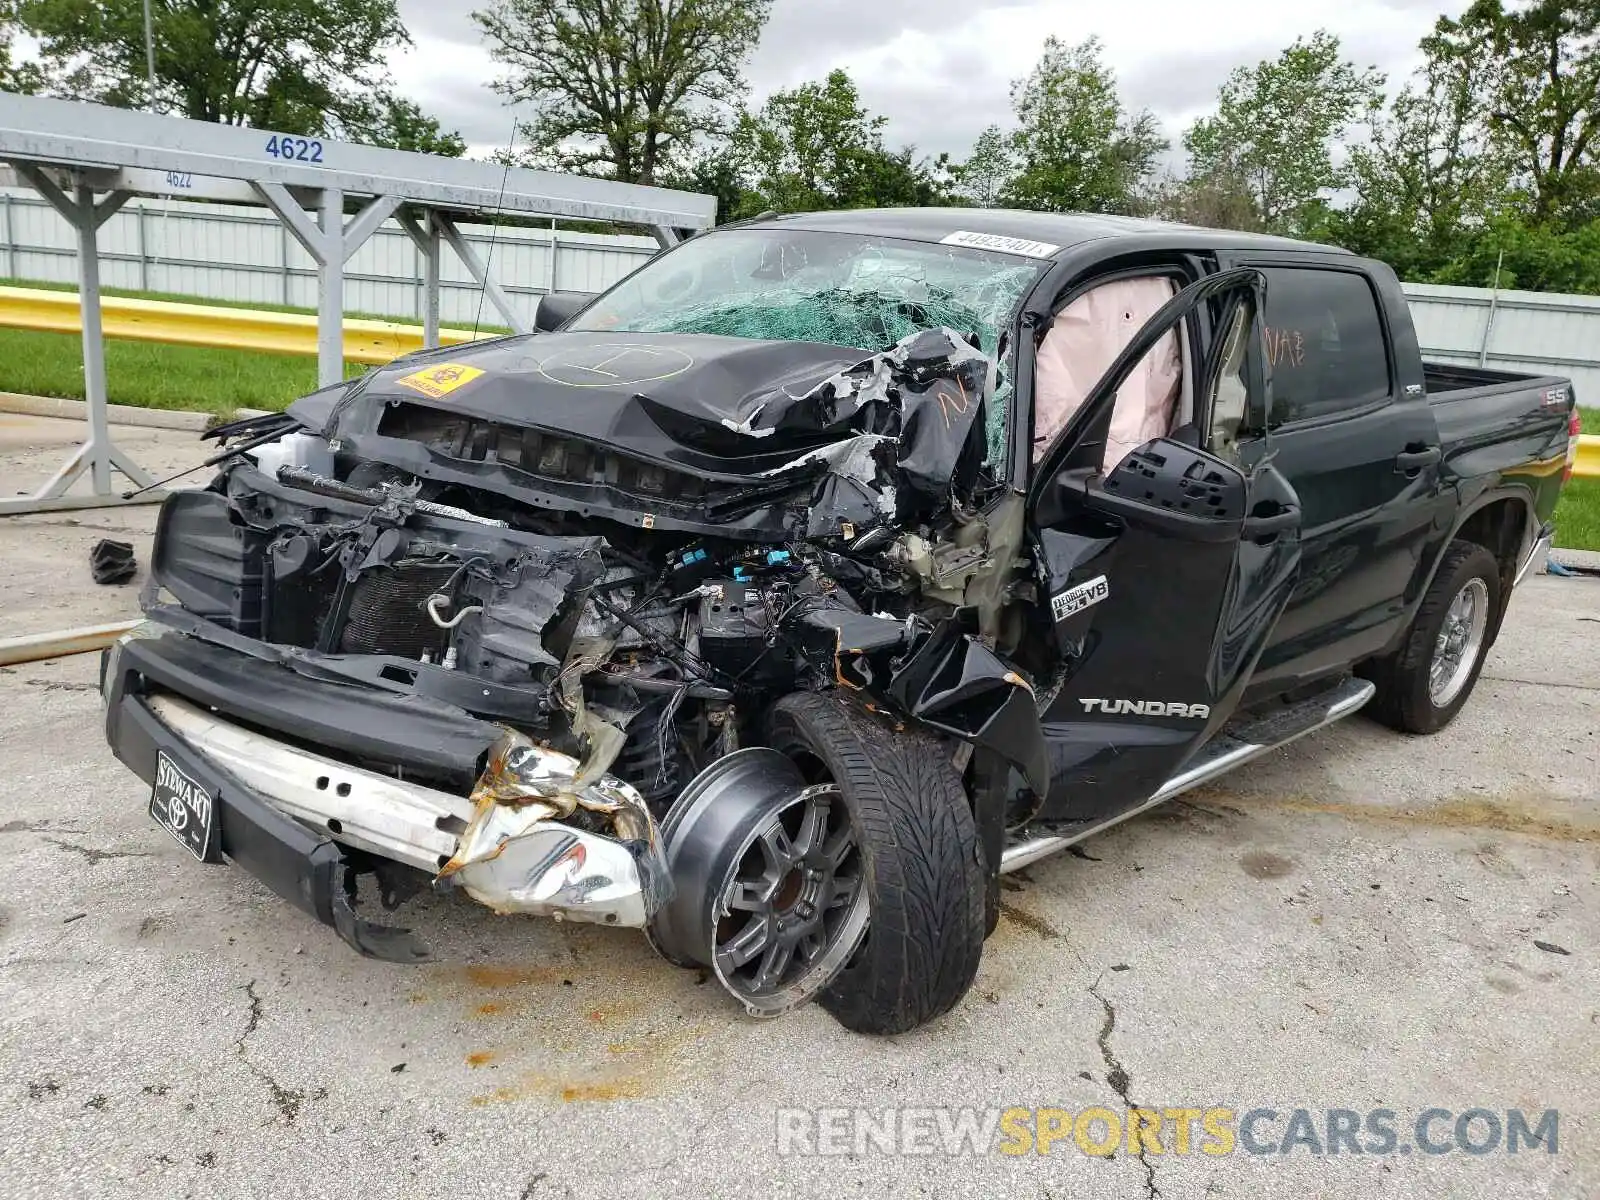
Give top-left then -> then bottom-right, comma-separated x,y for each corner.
103,628 -> 663,959
106,683 -> 433,960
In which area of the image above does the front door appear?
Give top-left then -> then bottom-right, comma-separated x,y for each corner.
1028,269 -> 1302,826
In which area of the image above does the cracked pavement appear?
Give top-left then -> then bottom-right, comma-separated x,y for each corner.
1,419 -> 1598,1198
1089,977 -> 1160,1200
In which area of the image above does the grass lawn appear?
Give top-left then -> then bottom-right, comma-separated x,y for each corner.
0,279 -> 384,416
0,279 -> 513,417
1554,478 -> 1600,552
0,279 -> 356,415
0,325 -> 363,416
1555,406 -> 1599,552
0,276 -> 434,323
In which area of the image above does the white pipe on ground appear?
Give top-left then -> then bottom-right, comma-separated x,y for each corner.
0,619 -> 140,666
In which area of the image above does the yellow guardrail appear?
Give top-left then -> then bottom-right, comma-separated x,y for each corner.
0,285 -> 494,365
1577,434 -> 1599,480
0,282 -> 1597,478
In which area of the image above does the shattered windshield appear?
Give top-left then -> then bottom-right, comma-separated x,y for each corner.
570,228 -> 1046,462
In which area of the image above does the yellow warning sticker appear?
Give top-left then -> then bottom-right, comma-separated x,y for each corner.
394,362 -> 485,399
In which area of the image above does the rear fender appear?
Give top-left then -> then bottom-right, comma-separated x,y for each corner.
1394,488 -> 1534,655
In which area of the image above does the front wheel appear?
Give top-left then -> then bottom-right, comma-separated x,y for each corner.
1365,541 -> 1500,734
767,692 -> 985,1035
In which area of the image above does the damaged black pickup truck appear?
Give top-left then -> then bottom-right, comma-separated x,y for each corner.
102,210 -> 1580,1034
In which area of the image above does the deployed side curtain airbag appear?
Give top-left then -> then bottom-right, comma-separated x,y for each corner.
1032,276 -> 1182,466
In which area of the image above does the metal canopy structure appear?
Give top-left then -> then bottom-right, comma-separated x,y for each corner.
0,92 -> 716,514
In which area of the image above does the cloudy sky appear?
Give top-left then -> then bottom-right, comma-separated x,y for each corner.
390,0 -> 1469,164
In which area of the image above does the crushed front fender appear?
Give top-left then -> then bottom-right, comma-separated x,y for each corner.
887,617 -> 1050,797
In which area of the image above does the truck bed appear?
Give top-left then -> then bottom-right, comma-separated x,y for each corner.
1424,361 -> 1566,397
1425,361 -> 1572,448
1420,361 -> 1573,543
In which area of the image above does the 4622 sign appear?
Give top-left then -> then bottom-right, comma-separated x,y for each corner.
264,134 -> 324,164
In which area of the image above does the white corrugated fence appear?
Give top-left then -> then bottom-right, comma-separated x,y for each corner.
1403,282 -> 1600,400
0,187 -> 658,329
0,186 -> 1596,400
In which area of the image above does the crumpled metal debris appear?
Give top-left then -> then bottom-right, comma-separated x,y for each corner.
886,616 -> 1049,797
437,728 -> 671,925
554,634 -> 634,787
733,326 -> 997,535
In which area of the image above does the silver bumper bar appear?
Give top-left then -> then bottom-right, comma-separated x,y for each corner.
1515,528 -> 1554,587
146,694 -> 656,927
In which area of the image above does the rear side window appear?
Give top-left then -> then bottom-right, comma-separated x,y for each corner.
1259,267 -> 1391,424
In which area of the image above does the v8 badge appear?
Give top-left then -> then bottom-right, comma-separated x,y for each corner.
1051,575 -> 1109,623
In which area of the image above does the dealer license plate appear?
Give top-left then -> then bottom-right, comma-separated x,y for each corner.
149,750 -> 218,862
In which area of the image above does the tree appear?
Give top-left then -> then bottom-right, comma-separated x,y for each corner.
343,95 -> 468,156
1325,5 -> 1600,290
474,0 -> 770,185
1147,168 -> 1264,230
1006,36 -> 1166,214
735,70 -> 881,214
664,145 -> 751,223
1431,209 -> 1600,291
1330,54 -> 1510,278
731,69 -> 946,215
1183,31 -> 1383,234
1423,0 -> 1600,224
945,124 -> 1014,208
0,2 -> 46,94
17,0 -> 461,150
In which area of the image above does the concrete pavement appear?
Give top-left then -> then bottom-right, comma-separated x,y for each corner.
0,416 -> 1596,1199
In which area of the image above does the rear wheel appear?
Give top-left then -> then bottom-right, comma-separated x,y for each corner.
1366,541 -> 1500,734
766,692 -> 985,1035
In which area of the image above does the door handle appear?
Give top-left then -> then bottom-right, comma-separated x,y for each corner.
1394,446 -> 1442,475
1242,503 -> 1300,542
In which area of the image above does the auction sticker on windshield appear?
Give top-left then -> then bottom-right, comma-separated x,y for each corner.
939,230 -> 1061,258
395,363 -> 486,399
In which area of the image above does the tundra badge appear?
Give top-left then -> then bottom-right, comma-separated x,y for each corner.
1079,699 -> 1212,719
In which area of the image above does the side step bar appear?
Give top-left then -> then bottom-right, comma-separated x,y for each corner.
1000,677 -> 1376,874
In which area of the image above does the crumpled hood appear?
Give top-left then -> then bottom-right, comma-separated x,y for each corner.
293,326 -> 996,538
331,331 -> 872,474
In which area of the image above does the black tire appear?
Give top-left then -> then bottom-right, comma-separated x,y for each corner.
1365,541 -> 1500,735
766,692 -> 985,1035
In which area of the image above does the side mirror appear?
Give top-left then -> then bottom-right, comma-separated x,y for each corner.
1039,438 -> 1247,542
534,291 -> 595,332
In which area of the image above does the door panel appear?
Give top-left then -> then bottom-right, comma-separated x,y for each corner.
1214,257 -> 1450,698
1237,403 -> 1447,693
1028,271 -> 1302,826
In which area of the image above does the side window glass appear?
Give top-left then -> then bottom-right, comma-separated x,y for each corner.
1259,268 -> 1390,425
